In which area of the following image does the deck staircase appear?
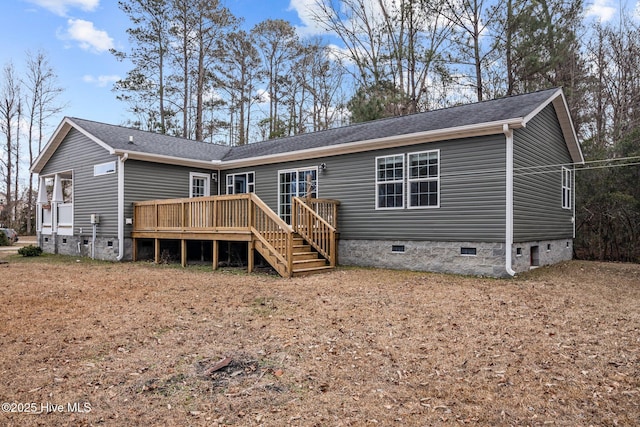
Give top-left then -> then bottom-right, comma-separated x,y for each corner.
291,233 -> 333,276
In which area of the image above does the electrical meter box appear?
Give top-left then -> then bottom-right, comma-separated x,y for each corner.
90,214 -> 100,224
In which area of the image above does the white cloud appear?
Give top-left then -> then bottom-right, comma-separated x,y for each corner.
288,0 -> 329,37
25,0 -> 99,16
60,19 -> 114,53
83,74 -> 119,87
585,0 -> 617,22
255,88 -> 270,104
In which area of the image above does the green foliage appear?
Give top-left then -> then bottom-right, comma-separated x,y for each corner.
575,130 -> 640,263
347,81 -> 409,123
18,245 -> 43,257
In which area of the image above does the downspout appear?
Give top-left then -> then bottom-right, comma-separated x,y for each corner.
503,124 -> 516,277
116,153 -> 128,261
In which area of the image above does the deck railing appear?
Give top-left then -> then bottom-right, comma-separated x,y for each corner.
134,194 -> 252,232
292,197 -> 339,267
133,194 -> 339,276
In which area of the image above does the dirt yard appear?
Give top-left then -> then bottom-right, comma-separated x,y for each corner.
0,256 -> 638,426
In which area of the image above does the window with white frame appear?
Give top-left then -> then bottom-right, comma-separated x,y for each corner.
376,154 -> 405,209
408,150 -> 439,208
226,172 -> 255,194
189,172 -> 210,198
562,166 -> 572,209
94,161 -> 116,176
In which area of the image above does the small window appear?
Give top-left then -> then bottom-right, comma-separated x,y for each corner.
461,247 -> 477,256
391,245 -> 405,253
107,241 -> 113,247
376,155 -> 404,209
62,238 -> 67,244
562,167 -> 572,210
94,161 -> 116,176
226,172 -> 255,194
190,172 -> 210,198
516,247 -> 523,256
547,244 -> 551,251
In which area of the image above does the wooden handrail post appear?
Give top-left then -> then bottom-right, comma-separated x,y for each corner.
287,231 -> 293,277
292,197 -> 297,232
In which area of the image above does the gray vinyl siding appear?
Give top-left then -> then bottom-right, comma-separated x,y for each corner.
224,135 -> 507,242
513,104 -> 574,241
40,128 -> 119,236
124,160 -> 218,237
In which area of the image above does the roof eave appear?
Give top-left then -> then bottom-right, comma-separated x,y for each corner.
112,149 -> 221,169
220,118 -> 525,169
31,117 -> 116,174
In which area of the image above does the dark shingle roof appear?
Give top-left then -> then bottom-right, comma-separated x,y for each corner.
67,88 -> 560,164
69,117 -> 231,161
222,88 -> 559,161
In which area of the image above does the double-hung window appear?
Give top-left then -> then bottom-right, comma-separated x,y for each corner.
408,150 -> 439,208
561,166 -> 572,209
376,155 -> 404,209
190,172 -> 210,198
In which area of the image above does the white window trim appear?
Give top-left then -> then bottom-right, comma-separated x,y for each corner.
561,166 -> 572,210
226,171 -> 255,194
407,149 -> 440,209
189,172 -> 211,198
375,154 -> 405,210
94,161 -> 116,176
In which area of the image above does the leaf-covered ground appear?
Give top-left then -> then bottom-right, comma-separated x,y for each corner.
0,257 -> 638,426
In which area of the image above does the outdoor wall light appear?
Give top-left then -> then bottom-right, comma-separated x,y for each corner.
319,163 -> 327,173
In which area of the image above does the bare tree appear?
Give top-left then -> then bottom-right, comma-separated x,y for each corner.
0,62 -> 20,226
312,0 -> 454,119
442,0 -> 503,101
22,50 -> 65,234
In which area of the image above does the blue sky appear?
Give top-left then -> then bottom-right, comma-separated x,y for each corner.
0,0 -> 317,129
0,0 -> 637,135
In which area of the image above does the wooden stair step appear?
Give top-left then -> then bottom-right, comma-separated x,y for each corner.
293,258 -> 328,269
293,251 -> 319,261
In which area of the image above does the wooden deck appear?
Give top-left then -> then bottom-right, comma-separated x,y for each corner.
131,194 -> 339,277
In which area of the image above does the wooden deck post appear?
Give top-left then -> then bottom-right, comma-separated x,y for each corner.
154,238 -> 160,264
132,238 -> 137,261
248,240 -> 255,273
212,240 -> 219,270
181,239 -> 187,267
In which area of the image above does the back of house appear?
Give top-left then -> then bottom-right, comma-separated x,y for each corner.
31,88 -> 583,277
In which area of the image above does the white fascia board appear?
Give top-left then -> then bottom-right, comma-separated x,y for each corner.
112,149 -> 221,170
219,118 -> 525,170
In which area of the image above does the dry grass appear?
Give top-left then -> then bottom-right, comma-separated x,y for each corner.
0,256 -> 638,426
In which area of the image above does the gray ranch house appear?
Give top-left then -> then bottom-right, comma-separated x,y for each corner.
31,88 -> 583,277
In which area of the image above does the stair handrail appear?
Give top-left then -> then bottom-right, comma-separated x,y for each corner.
249,193 -> 294,277
292,197 -> 337,267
